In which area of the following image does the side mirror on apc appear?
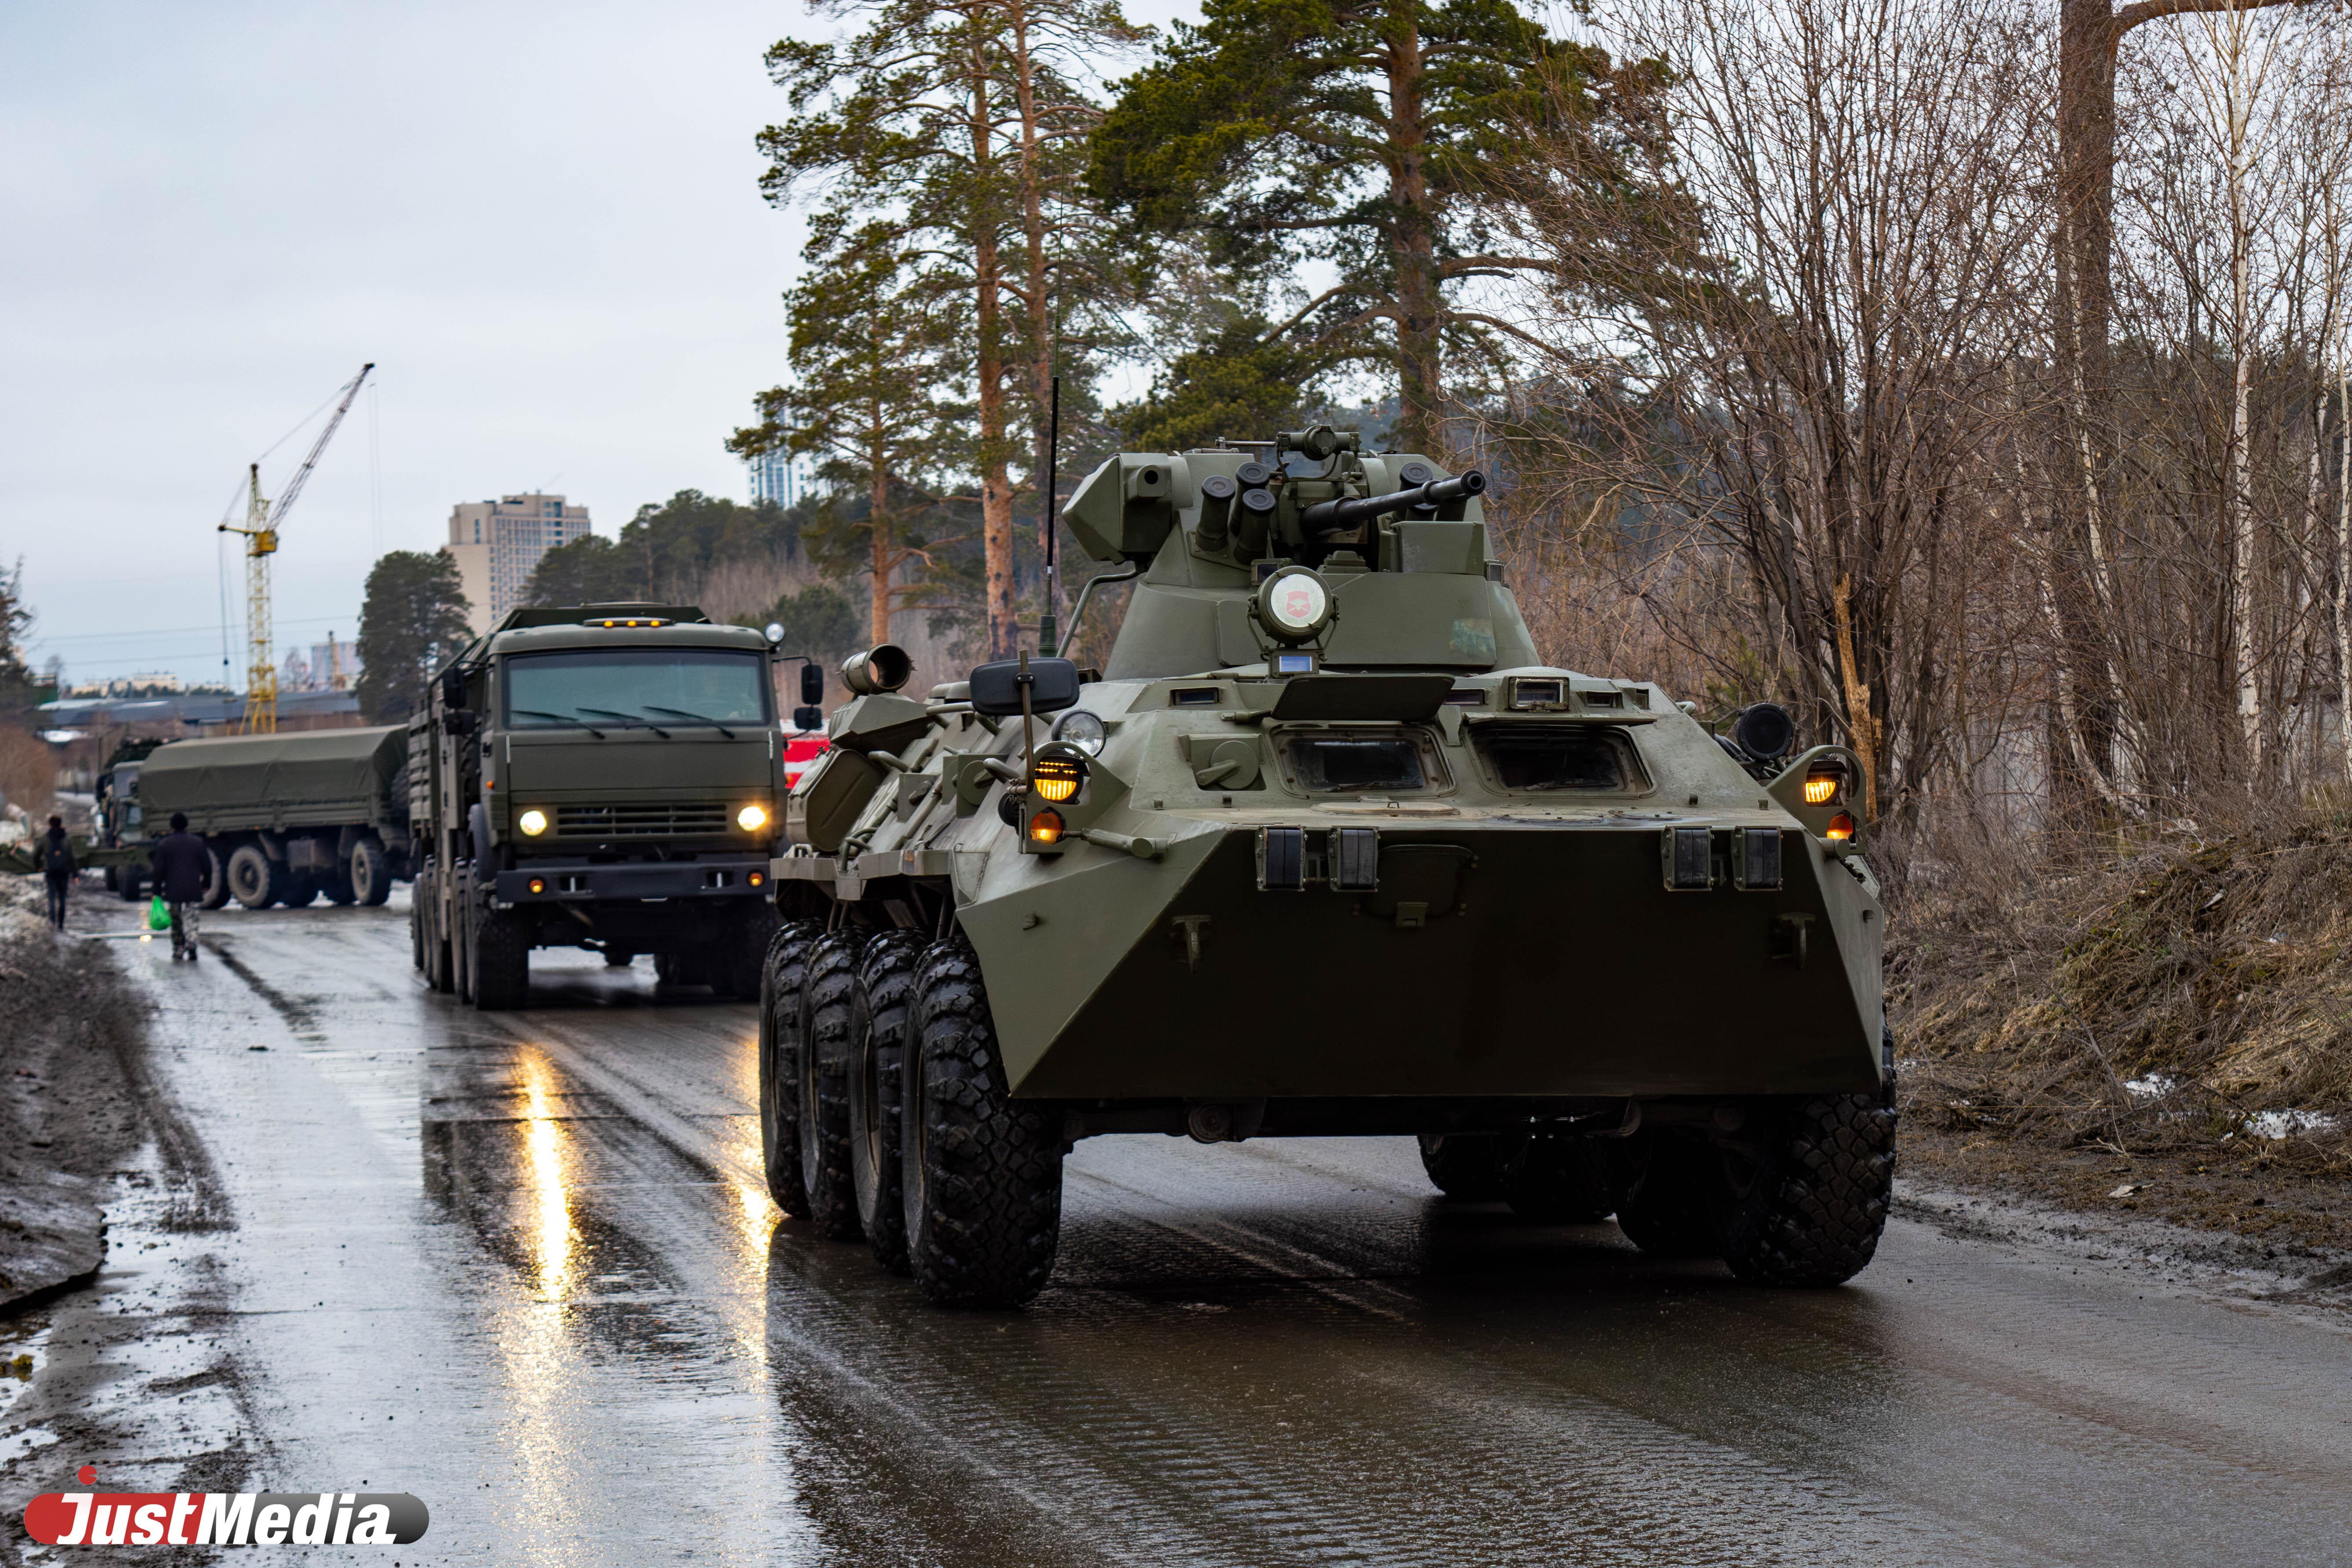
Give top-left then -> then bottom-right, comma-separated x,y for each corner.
968,657 -> 1081,718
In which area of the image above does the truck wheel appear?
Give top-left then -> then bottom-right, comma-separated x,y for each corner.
1718,1089 -> 1897,1287
281,873 -> 320,909
1613,1132 -> 1728,1257
902,937 -> 1063,1307
721,907 -> 779,1000
798,930 -> 869,1241
1503,1134 -> 1614,1223
849,931 -> 927,1274
1416,1133 -> 1514,1201
472,907 -> 530,1010
322,869 -> 358,906
117,865 -> 145,902
603,947 -> 636,967
199,845 -> 231,910
759,920 -> 825,1214
349,837 -> 391,906
227,844 -> 279,910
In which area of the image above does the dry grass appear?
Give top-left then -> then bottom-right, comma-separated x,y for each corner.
0,725 -> 55,821
1889,803 -> 2352,1188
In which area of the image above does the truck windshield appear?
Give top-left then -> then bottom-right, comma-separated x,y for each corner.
503,650 -> 769,729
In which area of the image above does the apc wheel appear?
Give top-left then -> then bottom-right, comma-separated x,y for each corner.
1503,1134 -> 1615,1223
1613,1132 -> 1728,1257
902,937 -> 1063,1307
349,837 -> 392,906
849,931 -> 927,1274
758,920 -> 824,1215
1417,1133 -> 1513,1201
797,929 -> 868,1241
226,844 -> 280,910
199,846 -> 231,911
1718,1089 -> 1897,1287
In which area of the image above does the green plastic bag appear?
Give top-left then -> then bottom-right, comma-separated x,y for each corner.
147,895 -> 171,932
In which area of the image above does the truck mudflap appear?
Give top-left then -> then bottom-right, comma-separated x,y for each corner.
494,857 -> 771,903
963,822 -> 1884,1100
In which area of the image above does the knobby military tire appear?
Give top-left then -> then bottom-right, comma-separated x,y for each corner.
281,873 -> 320,909
199,846 -> 232,911
758,920 -> 824,1215
1503,1134 -> 1615,1223
798,929 -> 868,1241
349,837 -> 391,906
1718,1088 -> 1897,1287
227,844 -> 279,911
902,938 -> 1063,1307
1613,1131 -> 1727,1257
722,906 -> 779,1001
1417,1133 -> 1514,1201
848,930 -> 927,1274
470,876 -> 530,1011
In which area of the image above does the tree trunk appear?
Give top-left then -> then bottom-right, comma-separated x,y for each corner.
1008,0 -> 1058,628
1386,1 -> 1441,455
868,397 -> 894,643
967,45 -> 1019,658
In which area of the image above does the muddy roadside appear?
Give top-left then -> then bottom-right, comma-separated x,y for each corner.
0,876 -> 259,1556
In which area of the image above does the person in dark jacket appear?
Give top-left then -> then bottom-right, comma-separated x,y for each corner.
40,816 -> 75,930
149,812 -> 211,962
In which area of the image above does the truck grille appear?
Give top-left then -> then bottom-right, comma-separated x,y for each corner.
554,803 -> 730,839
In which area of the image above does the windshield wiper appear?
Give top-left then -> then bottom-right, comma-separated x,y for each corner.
642,704 -> 736,738
515,707 -> 603,738
578,706 -> 669,738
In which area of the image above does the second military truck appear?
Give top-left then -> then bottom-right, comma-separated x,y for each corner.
408,604 -> 787,1010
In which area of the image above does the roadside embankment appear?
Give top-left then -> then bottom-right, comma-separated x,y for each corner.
0,877 -> 147,1314
1891,811 -> 2352,1262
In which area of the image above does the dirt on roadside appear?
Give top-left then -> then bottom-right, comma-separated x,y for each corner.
1890,809 -> 2352,1260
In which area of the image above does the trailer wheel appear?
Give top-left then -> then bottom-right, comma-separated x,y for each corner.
1613,1131 -> 1728,1258
1717,1088 -> 1896,1287
902,937 -> 1063,1307
849,931 -> 927,1274
1503,1134 -> 1615,1223
227,844 -> 280,910
199,845 -> 231,911
759,920 -> 825,1214
798,929 -> 869,1241
349,837 -> 391,906
1416,1133 -> 1514,1201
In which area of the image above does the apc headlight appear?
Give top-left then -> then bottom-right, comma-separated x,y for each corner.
737,803 -> 770,832
1032,751 -> 1087,804
518,808 -> 549,837
1050,708 -> 1107,756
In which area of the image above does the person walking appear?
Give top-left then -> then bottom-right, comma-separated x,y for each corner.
40,815 -> 75,930
149,812 -> 211,962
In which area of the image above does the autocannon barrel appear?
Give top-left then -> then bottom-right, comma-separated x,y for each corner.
1300,469 -> 1487,536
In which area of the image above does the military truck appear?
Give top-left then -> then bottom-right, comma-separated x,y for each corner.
91,738 -> 167,900
125,726 -> 413,910
409,604 -> 797,1010
759,427 -> 1894,1307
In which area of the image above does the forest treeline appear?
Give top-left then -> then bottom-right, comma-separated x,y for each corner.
567,0 -> 2352,837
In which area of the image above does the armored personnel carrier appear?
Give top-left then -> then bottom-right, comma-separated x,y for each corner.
762,427 -> 1894,1306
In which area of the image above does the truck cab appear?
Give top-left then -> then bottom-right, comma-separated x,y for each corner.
410,603 -> 786,1009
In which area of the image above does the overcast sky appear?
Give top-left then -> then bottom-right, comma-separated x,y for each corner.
3,1 -> 1185,690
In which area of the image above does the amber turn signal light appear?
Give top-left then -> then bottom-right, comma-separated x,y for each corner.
1032,753 -> 1085,803
1803,774 -> 1841,805
748,870 -> 765,887
526,876 -> 547,895
1825,812 -> 1856,841
1028,808 -> 1066,845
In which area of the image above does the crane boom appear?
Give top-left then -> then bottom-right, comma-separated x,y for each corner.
222,362 -> 374,733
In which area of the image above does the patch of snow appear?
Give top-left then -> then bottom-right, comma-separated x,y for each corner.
2124,1074 -> 2179,1099
2243,1110 -> 2339,1140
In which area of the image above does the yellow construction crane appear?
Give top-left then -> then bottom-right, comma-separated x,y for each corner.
222,363 -> 374,733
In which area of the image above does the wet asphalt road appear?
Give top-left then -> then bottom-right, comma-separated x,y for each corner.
29,899 -> 2352,1564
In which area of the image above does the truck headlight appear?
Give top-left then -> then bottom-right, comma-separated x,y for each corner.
518,809 -> 549,836
737,804 -> 769,831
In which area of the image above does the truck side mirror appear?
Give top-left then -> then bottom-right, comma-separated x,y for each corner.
968,657 -> 1080,717
799,662 -> 825,705
440,667 -> 467,709
445,709 -> 480,736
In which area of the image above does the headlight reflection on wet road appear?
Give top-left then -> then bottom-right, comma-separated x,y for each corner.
516,1049 -> 577,1302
